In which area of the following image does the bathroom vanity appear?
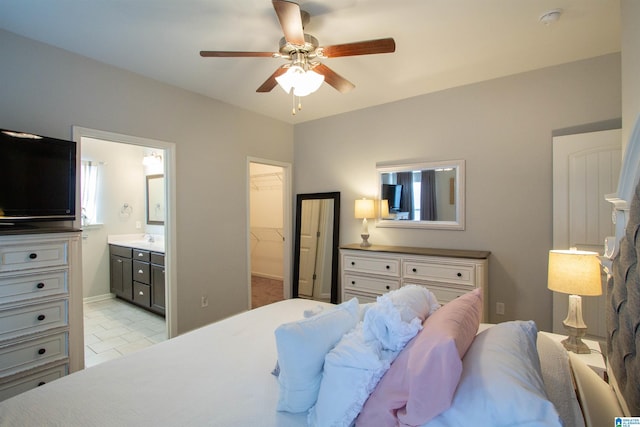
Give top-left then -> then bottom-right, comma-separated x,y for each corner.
108,235 -> 165,316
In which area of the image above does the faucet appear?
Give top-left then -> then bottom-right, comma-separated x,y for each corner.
146,234 -> 155,243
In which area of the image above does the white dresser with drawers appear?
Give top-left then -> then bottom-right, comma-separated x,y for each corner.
0,230 -> 83,401
340,244 -> 490,321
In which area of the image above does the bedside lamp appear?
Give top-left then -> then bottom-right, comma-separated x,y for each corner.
354,198 -> 375,247
547,250 -> 602,354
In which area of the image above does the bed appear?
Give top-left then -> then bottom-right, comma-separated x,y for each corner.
1,119 -> 639,426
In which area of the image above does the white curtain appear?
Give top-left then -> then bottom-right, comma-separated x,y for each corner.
81,160 -> 99,225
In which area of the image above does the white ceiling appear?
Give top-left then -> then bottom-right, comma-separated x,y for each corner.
0,0 -> 620,124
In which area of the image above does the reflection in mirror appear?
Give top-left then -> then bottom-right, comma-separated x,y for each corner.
146,174 -> 165,225
293,192 -> 340,303
377,160 -> 465,230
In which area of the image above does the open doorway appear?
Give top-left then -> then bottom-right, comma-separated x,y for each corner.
248,159 -> 291,309
73,126 -> 176,367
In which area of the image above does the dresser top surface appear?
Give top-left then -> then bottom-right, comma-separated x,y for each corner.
340,243 -> 490,259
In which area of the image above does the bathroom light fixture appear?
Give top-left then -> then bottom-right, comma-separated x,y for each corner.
142,152 -> 163,166
539,8 -> 563,26
354,198 -> 375,247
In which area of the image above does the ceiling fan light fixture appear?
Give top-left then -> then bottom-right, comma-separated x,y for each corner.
275,65 -> 324,96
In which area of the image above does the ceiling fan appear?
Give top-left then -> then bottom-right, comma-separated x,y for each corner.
200,0 -> 396,99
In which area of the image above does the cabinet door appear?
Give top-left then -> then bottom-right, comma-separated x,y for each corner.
110,255 -> 132,300
151,264 -> 165,315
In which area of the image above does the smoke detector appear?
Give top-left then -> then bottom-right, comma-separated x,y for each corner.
539,8 -> 563,26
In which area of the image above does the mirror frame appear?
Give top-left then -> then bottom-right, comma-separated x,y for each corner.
292,192 -> 340,303
146,174 -> 165,225
376,159 -> 465,230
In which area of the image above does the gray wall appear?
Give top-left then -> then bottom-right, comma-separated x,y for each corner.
0,29 -> 294,334
294,53 -> 621,331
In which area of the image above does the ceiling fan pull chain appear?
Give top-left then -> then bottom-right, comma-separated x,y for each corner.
297,96 -> 303,112
291,91 -> 296,115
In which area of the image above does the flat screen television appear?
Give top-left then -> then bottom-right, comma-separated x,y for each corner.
382,183 -> 402,211
0,129 -> 76,223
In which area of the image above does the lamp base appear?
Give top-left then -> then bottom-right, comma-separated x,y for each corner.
560,334 -> 591,354
561,320 -> 591,354
360,234 -> 371,247
561,294 -> 591,354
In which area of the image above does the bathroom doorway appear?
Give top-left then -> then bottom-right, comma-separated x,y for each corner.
247,158 -> 291,309
73,127 -> 176,366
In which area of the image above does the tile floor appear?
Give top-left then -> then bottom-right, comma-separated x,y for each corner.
83,297 -> 167,368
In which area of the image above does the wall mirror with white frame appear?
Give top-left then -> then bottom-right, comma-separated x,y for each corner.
376,159 -> 465,230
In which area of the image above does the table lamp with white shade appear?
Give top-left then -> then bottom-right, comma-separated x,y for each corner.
547,249 -> 602,354
354,198 -> 375,247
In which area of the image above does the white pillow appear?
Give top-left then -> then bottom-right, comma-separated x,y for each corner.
274,298 -> 359,413
308,324 -> 398,427
363,285 -> 439,351
425,320 -> 562,427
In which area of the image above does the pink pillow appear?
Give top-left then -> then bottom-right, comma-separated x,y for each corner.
356,288 -> 482,427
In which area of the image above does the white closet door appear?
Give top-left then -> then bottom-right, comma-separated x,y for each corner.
552,129 -> 621,339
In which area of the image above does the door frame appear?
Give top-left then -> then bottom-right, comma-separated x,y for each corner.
246,157 -> 292,307
73,126 -> 178,338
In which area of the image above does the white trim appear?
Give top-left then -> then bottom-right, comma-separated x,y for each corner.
83,293 -> 115,304
72,126 -> 178,339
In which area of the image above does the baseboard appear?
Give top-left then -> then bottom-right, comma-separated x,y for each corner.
83,293 -> 115,304
251,272 -> 284,281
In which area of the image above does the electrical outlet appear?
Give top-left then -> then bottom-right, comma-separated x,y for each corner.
201,295 -> 208,308
496,302 -> 505,315
135,221 -> 142,229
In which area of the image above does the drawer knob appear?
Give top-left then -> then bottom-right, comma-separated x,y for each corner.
385,285 -> 390,290
29,253 -> 38,260
412,268 -> 417,273
351,281 -> 356,285
37,314 -> 46,321
138,253 -> 144,257
386,265 -> 390,270
38,348 -> 46,355
36,282 -> 45,289
37,382 -> 46,387
117,259 -> 123,263
139,291 -> 144,296
138,269 -> 144,274
351,261 -> 355,266
457,272 -> 462,277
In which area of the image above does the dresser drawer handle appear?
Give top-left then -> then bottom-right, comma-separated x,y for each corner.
351,261 -> 355,266
412,268 -> 417,273
36,282 -> 45,289
139,291 -> 144,296
457,272 -> 462,277
29,253 -> 38,260
37,381 -> 46,387
37,314 -> 46,321
351,281 -> 356,285
138,253 -> 144,257
386,265 -> 390,270
38,348 -> 46,355
138,269 -> 144,274
385,285 -> 390,290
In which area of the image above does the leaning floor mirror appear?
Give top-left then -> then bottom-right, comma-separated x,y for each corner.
293,192 -> 340,303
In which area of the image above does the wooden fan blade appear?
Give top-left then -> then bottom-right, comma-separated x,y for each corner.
256,66 -> 289,92
321,38 -> 396,58
313,63 -> 355,93
200,51 -> 274,58
272,0 -> 305,45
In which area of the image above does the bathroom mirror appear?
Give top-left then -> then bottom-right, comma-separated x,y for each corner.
293,192 -> 340,303
146,174 -> 165,225
376,159 -> 465,230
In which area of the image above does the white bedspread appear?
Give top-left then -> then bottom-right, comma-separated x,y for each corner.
0,299 -> 332,427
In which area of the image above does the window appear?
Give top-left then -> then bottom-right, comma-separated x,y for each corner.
81,160 -> 99,226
